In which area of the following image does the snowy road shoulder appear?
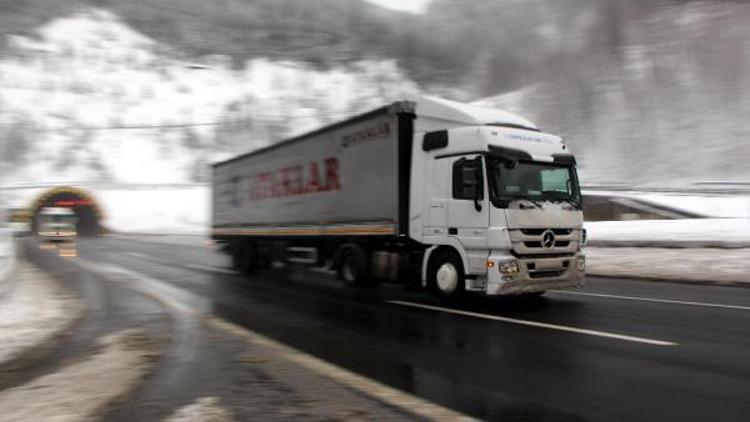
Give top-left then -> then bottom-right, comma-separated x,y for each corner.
0,261 -> 85,371
586,218 -> 750,248
586,247 -> 750,286
0,229 -> 14,285
0,329 -> 159,422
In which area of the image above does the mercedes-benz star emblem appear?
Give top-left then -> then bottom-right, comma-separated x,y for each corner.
542,230 -> 556,248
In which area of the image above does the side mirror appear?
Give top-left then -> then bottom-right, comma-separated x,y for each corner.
464,157 -> 484,212
504,160 -> 518,170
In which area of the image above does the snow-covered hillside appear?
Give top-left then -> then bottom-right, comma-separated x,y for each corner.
0,8 -> 420,186
473,2 -> 750,185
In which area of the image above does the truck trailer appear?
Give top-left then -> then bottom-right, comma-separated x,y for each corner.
212,96 -> 585,298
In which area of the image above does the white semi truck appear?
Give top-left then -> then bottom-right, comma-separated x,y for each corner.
212,96 -> 585,298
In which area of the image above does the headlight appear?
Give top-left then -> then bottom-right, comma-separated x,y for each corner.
499,260 -> 520,275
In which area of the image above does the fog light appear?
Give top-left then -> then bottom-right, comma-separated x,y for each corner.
577,256 -> 586,271
499,260 -> 520,275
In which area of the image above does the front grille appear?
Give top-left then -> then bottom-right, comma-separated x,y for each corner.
521,228 -> 572,235
529,270 -> 565,279
512,251 -> 576,259
512,228 -> 578,256
524,240 -> 569,248
521,228 -> 546,235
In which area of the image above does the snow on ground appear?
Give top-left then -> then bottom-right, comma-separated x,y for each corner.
165,397 -> 234,422
635,194 -> 750,218
586,218 -> 750,247
584,191 -> 750,218
0,229 -> 13,282
586,247 -> 750,285
0,262 -> 84,369
0,328 -> 158,422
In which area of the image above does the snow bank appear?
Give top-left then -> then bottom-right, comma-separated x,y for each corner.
0,228 -> 14,282
0,328 -> 157,422
587,247 -> 750,285
586,218 -> 750,248
0,262 -> 84,370
635,194 -> 750,218
584,191 -> 750,218
165,397 -> 234,422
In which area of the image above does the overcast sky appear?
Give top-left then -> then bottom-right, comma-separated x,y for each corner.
364,0 -> 433,13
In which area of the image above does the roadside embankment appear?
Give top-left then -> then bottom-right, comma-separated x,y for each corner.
584,218 -> 750,286
0,229 -> 14,283
0,260 -> 85,371
586,247 -> 750,286
586,218 -> 750,248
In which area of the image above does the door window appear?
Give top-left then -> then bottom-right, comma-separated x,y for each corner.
452,156 -> 484,200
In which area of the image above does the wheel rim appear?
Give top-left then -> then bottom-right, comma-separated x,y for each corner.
436,262 -> 459,293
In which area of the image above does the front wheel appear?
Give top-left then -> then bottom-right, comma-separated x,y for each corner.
429,251 -> 466,300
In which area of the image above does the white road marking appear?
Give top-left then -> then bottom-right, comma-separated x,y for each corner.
552,290 -> 750,312
183,264 -> 239,275
388,300 -> 678,346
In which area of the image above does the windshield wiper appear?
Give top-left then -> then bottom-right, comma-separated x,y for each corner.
541,191 -> 580,209
511,194 -> 543,208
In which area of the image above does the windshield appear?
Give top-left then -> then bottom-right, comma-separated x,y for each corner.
488,159 -> 581,207
41,214 -> 76,226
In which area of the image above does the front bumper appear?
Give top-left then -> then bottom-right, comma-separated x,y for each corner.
485,252 -> 585,295
39,232 -> 76,242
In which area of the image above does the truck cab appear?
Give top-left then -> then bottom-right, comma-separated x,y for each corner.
410,97 -> 585,297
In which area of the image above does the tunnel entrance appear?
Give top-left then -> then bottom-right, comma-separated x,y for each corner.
31,187 -> 104,236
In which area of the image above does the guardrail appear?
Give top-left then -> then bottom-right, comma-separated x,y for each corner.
582,184 -> 750,195
0,228 -> 14,283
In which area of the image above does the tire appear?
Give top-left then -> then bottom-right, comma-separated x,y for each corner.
234,243 -> 257,274
231,250 -> 244,271
428,250 -> 466,300
337,243 -> 372,287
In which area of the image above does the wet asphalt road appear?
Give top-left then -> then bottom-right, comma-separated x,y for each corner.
41,237 -> 750,421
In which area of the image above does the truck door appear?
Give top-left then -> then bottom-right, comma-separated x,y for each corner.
447,155 -> 490,249
423,158 -> 450,237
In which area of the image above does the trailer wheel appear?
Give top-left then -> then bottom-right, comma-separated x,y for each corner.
231,250 -> 244,271
337,243 -> 372,287
428,250 -> 465,300
237,243 -> 257,274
